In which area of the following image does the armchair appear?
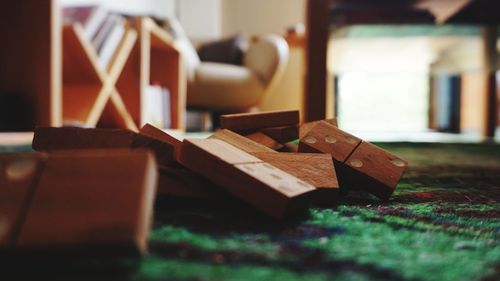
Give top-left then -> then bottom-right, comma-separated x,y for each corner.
187,34 -> 289,112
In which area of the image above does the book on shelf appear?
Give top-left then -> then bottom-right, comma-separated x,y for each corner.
97,15 -> 126,69
62,5 -> 107,40
143,84 -> 171,129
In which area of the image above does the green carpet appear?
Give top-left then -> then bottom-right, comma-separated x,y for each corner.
3,142 -> 500,281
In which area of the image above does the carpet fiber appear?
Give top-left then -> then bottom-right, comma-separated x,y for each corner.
3,142 -> 500,281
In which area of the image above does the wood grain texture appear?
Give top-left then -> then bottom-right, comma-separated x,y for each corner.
251,152 -> 339,205
245,132 -> 284,151
139,124 -> 182,160
179,139 -> 315,218
299,118 -> 337,139
16,150 -> 158,256
298,121 -> 361,163
32,127 -> 176,167
261,125 -> 299,143
0,153 -> 46,248
220,110 -> 299,132
340,141 -> 408,200
210,129 -> 276,153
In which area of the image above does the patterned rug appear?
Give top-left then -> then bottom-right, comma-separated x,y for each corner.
3,142 -> 500,281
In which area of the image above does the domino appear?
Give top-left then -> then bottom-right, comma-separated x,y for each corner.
220,110 -> 299,132
300,118 -> 337,139
1,150 -> 158,256
179,138 -> 316,218
298,121 -> 407,199
250,152 -> 339,204
339,141 -> 408,200
33,126 -> 176,167
298,121 -> 361,163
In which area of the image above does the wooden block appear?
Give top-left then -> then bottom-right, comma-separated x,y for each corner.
251,152 -> 339,205
32,127 -> 134,151
16,150 -> 158,256
157,166 -> 229,200
179,139 -> 316,218
339,141 -> 408,200
0,153 -> 46,248
131,134 -> 175,167
300,118 -> 337,139
245,132 -> 284,151
139,124 -> 182,161
210,129 -> 276,153
33,126 -> 176,167
220,110 -> 299,132
261,125 -> 299,143
298,121 -> 361,163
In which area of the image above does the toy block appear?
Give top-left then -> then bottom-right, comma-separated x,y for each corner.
300,118 -> 337,139
32,127 -> 134,151
210,129 -> 276,153
251,152 -> 339,204
0,153 -> 46,248
245,132 -> 284,151
179,138 -> 316,218
339,141 -> 408,200
220,110 -> 299,132
16,150 -> 158,256
261,125 -> 299,143
298,121 -> 361,163
139,124 -> 182,161
158,166 -> 229,200
33,126 -> 176,167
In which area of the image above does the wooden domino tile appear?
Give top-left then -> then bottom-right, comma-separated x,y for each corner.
299,121 -> 407,199
33,126 -> 176,167
244,132 -> 284,151
179,138 -> 316,218
299,118 -> 337,139
340,141 -> 408,200
298,120 -> 361,163
251,152 -> 339,204
0,153 -> 46,248
32,127 -> 134,151
16,150 -> 156,256
220,110 -> 299,132
210,129 -> 277,153
261,125 -> 299,143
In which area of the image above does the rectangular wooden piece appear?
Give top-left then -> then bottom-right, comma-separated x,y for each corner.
220,110 -> 299,132
16,150 -> 158,256
210,129 -> 276,153
340,141 -> 408,200
298,121 -> 361,163
300,118 -> 337,139
179,139 -> 315,218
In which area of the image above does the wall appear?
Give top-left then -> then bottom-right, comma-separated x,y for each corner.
179,0 -> 222,40
221,0 -> 306,114
59,0 -> 176,19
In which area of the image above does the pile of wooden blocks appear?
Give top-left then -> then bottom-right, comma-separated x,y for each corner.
0,110 -> 407,257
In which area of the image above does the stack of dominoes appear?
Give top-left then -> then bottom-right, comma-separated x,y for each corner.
1,110 -> 407,257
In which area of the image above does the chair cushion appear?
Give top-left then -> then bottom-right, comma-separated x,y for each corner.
187,63 -> 264,111
197,34 -> 245,65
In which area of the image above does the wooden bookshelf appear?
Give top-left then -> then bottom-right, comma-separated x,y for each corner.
0,0 -> 186,131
